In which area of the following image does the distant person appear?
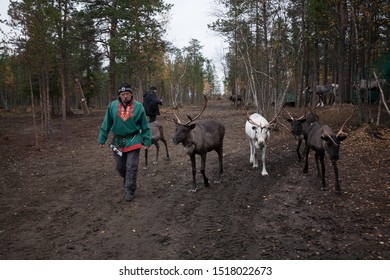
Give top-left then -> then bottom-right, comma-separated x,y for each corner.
143,86 -> 162,123
98,83 -> 151,202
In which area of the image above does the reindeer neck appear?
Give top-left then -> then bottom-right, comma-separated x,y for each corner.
181,130 -> 195,147
181,131 -> 196,155
188,130 -> 197,146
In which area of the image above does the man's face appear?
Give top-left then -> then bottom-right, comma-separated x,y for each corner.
119,91 -> 132,104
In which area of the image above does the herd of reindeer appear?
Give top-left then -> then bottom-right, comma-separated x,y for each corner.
143,93 -> 356,196
230,78 -> 386,108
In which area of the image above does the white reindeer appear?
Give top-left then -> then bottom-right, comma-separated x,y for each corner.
245,113 -> 274,176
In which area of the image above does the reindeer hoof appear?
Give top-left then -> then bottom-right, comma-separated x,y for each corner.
188,188 -> 197,193
321,187 -> 328,191
153,161 -> 158,165
142,166 -> 149,170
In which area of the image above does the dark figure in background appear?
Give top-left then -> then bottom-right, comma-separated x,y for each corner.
143,86 -> 162,123
98,83 -> 151,202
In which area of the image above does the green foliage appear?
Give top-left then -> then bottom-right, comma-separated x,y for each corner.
306,0 -> 334,37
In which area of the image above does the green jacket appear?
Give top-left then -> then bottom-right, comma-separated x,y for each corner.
98,99 -> 151,152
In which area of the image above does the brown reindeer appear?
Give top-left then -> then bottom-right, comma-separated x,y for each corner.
172,94 -> 225,192
303,109 -> 355,195
285,109 -> 319,162
143,121 -> 170,169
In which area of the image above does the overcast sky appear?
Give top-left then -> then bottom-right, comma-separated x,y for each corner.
0,0 -> 227,90
0,0 -> 10,36
164,0 -> 227,90
164,0 -> 226,62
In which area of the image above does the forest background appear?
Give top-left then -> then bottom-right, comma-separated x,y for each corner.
0,0 -> 389,144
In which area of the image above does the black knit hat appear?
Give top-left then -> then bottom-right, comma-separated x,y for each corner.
150,86 -> 157,91
117,83 -> 133,95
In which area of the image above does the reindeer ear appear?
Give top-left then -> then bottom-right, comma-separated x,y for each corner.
287,118 -> 293,123
189,124 -> 196,130
299,118 -> 306,123
267,124 -> 276,130
337,132 -> 348,142
320,134 -> 330,141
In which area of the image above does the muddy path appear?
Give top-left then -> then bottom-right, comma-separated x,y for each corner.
0,100 -> 389,259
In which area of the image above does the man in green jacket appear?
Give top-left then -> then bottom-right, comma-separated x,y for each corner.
98,83 -> 151,202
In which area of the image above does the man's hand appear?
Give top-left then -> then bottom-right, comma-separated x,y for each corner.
99,144 -> 105,148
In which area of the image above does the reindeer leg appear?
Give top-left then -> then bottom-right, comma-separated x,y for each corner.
303,145 -> 310,173
249,140 -> 258,168
261,146 -> 268,176
314,152 -> 321,179
143,149 -> 149,170
161,138 -> 170,161
190,154 -> 197,192
319,154 -> 327,191
153,143 -> 160,165
297,139 -> 302,162
249,140 -> 254,164
200,153 -> 210,187
215,147 -> 223,184
332,160 -> 341,195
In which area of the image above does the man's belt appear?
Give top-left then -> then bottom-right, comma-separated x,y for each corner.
113,131 -> 139,148
114,132 -> 138,139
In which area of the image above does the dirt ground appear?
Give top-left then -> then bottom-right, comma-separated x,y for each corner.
0,99 -> 389,260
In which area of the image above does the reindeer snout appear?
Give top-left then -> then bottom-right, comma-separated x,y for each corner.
255,141 -> 265,149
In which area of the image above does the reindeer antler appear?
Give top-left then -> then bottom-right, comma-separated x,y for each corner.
173,94 -> 208,126
309,108 -> 338,145
268,106 -> 283,126
284,108 -> 295,120
298,110 -> 307,120
246,110 -> 259,127
336,107 -> 356,137
173,111 -> 182,124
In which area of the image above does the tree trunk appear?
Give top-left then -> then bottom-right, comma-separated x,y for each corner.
45,69 -> 53,142
262,0 -> 269,114
298,0 -> 306,108
60,62 -> 67,142
108,11 -> 118,102
0,89 -> 8,111
336,0 -> 348,106
29,74 -> 39,148
313,40 -> 319,106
